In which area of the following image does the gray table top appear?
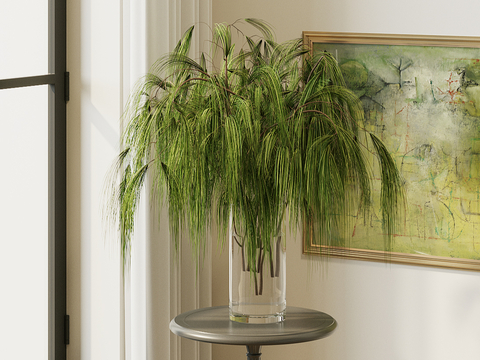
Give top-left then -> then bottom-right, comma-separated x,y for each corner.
169,306 -> 337,346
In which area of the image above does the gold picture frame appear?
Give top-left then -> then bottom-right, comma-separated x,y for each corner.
302,32 -> 480,271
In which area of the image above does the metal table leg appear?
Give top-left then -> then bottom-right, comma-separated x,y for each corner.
246,345 -> 262,360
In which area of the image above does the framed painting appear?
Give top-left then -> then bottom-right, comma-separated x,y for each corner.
302,32 -> 480,271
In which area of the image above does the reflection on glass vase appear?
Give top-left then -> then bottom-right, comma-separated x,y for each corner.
228,214 -> 286,323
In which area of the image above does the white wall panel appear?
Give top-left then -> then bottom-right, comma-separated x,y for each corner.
68,0 -> 212,359
67,0 -> 122,358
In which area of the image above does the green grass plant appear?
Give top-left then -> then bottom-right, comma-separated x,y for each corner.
105,19 -> 404,269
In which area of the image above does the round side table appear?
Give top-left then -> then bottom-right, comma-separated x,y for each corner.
170,306 -> 336,360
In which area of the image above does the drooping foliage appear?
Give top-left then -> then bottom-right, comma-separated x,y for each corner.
105,19 -> 403,268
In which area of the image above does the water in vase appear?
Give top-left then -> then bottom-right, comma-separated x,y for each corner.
228,216 -> 286,323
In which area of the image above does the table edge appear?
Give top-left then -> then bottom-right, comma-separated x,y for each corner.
170,306 -> 337,346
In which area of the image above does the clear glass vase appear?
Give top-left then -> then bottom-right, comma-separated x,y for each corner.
228,214 -> 286,323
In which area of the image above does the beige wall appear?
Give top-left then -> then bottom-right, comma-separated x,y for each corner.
212,1 -> 480,360
213,0 -> 480,42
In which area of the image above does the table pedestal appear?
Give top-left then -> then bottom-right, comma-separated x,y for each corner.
246,345 -> 262,360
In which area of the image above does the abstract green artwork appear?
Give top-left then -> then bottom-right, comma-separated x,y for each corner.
303,32 -> 480,271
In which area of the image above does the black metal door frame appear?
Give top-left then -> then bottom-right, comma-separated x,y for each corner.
0,0 -> 67,358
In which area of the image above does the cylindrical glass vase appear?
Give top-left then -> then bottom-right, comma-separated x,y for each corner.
228,214 -> 286,323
